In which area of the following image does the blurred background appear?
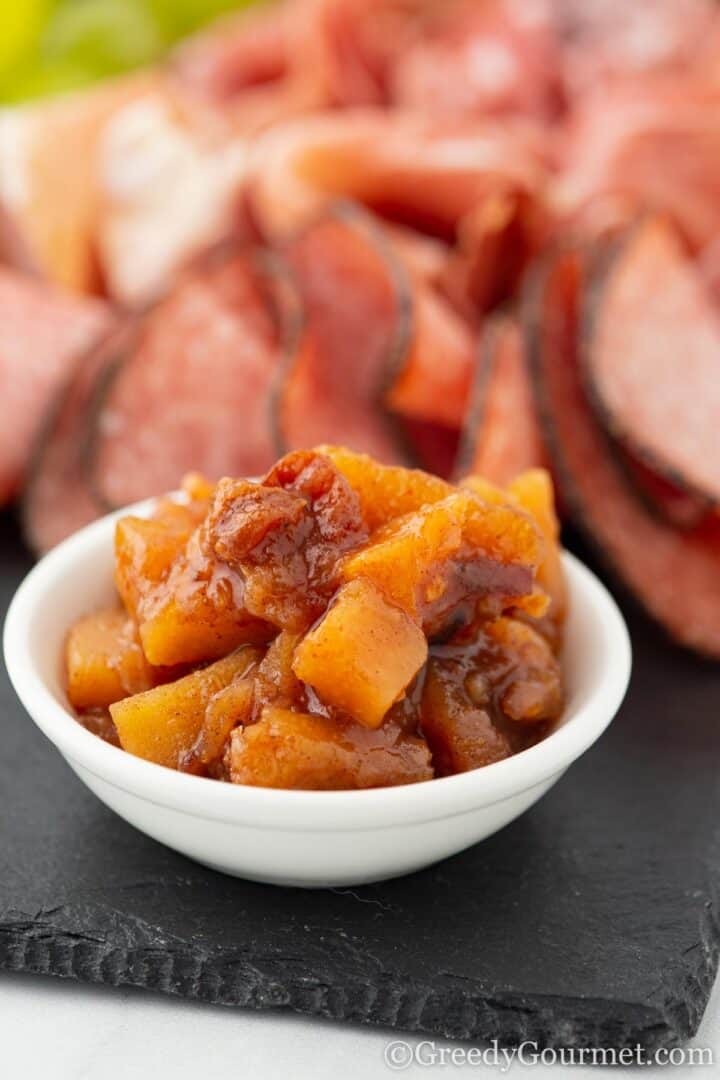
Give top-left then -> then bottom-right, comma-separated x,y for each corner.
0,0 -> 258,102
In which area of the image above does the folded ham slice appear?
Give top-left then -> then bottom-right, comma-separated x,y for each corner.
248,108 -> 547,241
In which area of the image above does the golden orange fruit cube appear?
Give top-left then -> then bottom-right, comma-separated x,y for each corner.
292,578 -> 427,728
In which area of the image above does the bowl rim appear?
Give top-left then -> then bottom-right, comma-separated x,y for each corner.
3,497 -> 632,832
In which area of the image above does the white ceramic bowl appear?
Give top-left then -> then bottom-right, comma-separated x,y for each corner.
4,497 -> 631,888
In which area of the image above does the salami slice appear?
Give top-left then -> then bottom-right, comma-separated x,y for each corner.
583,217 -> 720,506
0,269 -> 111,507
22,324 -> 135,554
274,203 -> 411,463
457,315 -> 547,487
90,245 -> 295,509
529,249 -> 720,658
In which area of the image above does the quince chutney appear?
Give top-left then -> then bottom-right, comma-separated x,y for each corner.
65,448 -> 565,789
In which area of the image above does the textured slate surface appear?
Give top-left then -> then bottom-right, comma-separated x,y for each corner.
1,512 -> 719,1051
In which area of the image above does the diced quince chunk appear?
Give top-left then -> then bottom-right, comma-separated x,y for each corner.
508,469 -> 566,630
316,445 -> 452,530
110,647 -> 259,768
138,586 -> 268,668
66,609 -> 156,709
341,492 -> 540,629
118,510 -> 270,667
115,507 -> 196,623
292,578 -> 427,728
229,706 -> 433,789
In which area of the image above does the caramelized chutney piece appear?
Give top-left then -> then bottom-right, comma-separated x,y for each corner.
422,615 -> 563,775
116,478 -> 270,667
184,631 -> 433,789
111,646 -> 262,770
228,707 -> 433,790
340,490 -> 542,638
317,445 -> 453,530
206,450 -> 368,632
292,578 -> 428,729
182,631 -> 306,777
462,469 -> 565,649
66,608 -> 157,710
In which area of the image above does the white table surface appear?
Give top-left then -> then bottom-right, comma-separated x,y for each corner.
1,967 -> 717,1078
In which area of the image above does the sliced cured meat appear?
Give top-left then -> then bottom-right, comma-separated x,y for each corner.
441,188 -> 546,320
384,272 -> 475,429
699,236 -> 720,309
584,217 -> 720,505
172,4 -> 292,101
529,249 -> 720,658
170,1 -> 328,129
247,109 -> 546,242
391,0 -> 561,121
96,91 -> 251,306
0,269 -> 111,507
0,73 -> 155,294
316,0 -> 428,107
274,204 -> 410,463
22,324 -> 135,554
377,225 -> 475,429
613,449 -> 711,532
400,419 -> 459,480
551,0 -> 717,95
90,245 -> 293,509
457,315 -> 547,487
556,76 -> 720,252
384,225 -> 451,288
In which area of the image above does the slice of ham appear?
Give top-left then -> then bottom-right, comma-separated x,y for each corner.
390,0 -> 561,121
550,0 -> 718,96
613,448 -> 711,532
384,271 -> 475,429
314,0 -> 429,107
0,269 -> 111,505
172,3 -> 292,102
247,109 -> 547,242
584,217 -> 720,505
274,203 -> 411,463
170,0 -> 330,128
555,75 -> 720,252
96,91 -> 251,306
0,73 -> 156,295
529,248 -> 720,659
457,315 -> 547,486
90,246 -> 290,508
441,188 -> 547,320
23,324 -> 134,554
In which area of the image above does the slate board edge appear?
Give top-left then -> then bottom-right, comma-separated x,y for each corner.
2,891 -> 718,1052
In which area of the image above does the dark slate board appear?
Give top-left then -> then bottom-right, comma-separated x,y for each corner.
1,512 -> 719,1051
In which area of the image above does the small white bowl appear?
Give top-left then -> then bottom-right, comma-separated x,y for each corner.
4,497 -> 631,888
